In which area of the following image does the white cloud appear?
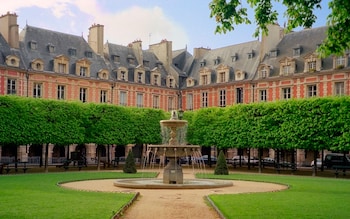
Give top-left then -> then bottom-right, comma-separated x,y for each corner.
0,0 -> 189,50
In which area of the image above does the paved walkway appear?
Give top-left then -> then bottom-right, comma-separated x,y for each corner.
61,169 -> 287,219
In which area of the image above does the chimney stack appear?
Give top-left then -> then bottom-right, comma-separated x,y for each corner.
0,12 -> 19,48
88,24 -> 104,56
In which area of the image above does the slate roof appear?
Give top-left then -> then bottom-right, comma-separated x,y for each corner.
259,26 -> 341,78
187,40 -> 261,87
19,25 -> 108,78
105,42 -> 169,85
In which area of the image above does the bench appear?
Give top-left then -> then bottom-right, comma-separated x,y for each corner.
332,165 -> 350,177
275,163 -> 297,174
3,162 -> 29,173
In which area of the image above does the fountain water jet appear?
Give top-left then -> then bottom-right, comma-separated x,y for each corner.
114,110 -> 233,189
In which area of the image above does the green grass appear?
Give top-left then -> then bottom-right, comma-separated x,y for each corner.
199,173 -> 350,219
0,171 -> 156,219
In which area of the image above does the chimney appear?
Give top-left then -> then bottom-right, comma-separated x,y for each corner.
193,47 -> 210,59
260,23 -> 283,61
0,12 -> 19,48
88,24 -> 104,56
149,39 -> 172,73
129,39 -> 143,66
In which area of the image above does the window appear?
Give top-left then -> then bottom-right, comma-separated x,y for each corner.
236,88 -> 243,104
231,54 -> 238,62
80,67 -> 87,76
168,97 -> 175,111
48,44 -> 55,53
307,85 -> 317,97
153,95 -> 160,109
186,94 -> 193,111
29,41 -> 37,50
112,55 -> 120,62
7,79 -> 16,94
169,78 -> 174,88
260,90 -> 267,102
270,50 -> 278,57
308,61 -> 316,72
120,91 -> 127,106
100,90 -> 107,103
214,57 -> 220,65
201,75 -> 208,85
335,56 -> 346,69
334,82 -> 345,96
138,72 -> 143,83
68,48 -> 76,56
200,60 -> 206,67
57,85 -> 65,100
58,63 -> 67,73
85,51 -> 93,58
136,93 -> 143,107
261,69 -> 267,78
80,88 -> 87,102
219,89 -> 226,107
201,92 -> 208,108
33,83 -> 42,98
282,87 -> 291,100
154,75 -> 159,86
282,65 -> 291,75
293,48 -> 301,57
248,51 -> 254,59
219,72 -> 226,83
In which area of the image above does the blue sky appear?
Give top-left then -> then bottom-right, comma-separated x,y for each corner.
1,0 -> 330,54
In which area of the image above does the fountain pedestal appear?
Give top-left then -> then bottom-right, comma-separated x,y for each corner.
163,158 -> 183,184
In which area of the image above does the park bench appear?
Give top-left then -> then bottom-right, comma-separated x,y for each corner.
275,163 -> 297,174
332,165 -> 350,178
3,162 -> 29,173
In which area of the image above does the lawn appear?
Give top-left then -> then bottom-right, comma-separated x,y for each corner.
0,171 -> 156,219
201,173 -> 350,219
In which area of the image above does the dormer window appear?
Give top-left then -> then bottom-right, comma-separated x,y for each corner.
166,76 -> 175,88
31,59 -> 44,71
303,53 -> 321,73
235,70 -> 245,81
334,55 -> 348,69
29,41 -> 37,50
80,67 -> 87,76
186,77 -> 195,87
143,60 -> 150,67
214,57 -> 220,65
112,55 -> 120,63
85,51 -> 93,58
47,44 -> 55,53
54,55 -> 69,74
98,69 -> 109,80
248,51 -> 254,59
216,64 -> 229,83
117,67 -> 128,81
293,46 -> 302,57
258,64 -> 271,79
200,59 -> 206,67
151,69 -> 161,86
138,72 -> 142,83
199,67 -> 211,85
75,58 -> 91,77
134,66 -> 145,83
270,49 -> 278,58
5,55 -> 20,67
231,54 -> 238,62
279,57 -> 296,76
68,48 -> 77,56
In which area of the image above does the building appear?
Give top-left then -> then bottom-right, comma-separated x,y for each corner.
0,12 -> 348,167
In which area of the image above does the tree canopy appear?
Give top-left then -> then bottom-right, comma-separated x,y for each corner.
209,0 -> 350,57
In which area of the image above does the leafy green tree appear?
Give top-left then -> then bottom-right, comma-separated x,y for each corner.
214,150 -> 229,175
209,0 -> 350,56
123,150 -> 137,173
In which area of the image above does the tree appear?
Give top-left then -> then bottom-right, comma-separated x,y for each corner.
123,150 -> 137,173
214,150 -> 229,175
209,0 -> 350,57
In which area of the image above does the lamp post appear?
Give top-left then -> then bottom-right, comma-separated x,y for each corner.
178,109 -> 184,120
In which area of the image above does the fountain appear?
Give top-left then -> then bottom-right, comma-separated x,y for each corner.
114,110 -> 233,189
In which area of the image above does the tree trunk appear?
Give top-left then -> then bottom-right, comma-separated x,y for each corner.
44,143 -> 49,173
312,150 -> 318,176
97,146 -> 101,171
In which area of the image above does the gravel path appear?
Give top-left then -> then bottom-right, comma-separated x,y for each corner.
61,170 -> 287,219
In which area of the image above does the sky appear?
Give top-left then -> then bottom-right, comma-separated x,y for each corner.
0,0 -> 331,54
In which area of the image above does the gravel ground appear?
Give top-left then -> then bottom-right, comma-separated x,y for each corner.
61,170 -> 287,219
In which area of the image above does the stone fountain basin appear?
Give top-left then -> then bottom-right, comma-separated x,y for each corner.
160,120 -> 188,127
114,178 -> 233,189
148,145 -> 200,157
